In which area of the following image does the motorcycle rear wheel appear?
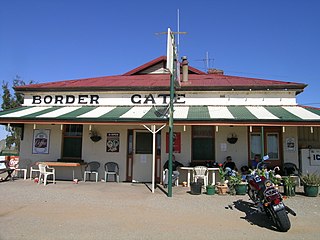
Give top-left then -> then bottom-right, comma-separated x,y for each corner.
272,208 -> 291,232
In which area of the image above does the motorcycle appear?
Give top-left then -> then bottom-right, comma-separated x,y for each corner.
247,155 -> 296,232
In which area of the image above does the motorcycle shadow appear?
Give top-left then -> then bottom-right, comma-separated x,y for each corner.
233,199 -> 279,231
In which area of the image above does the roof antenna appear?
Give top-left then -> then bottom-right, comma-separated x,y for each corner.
205,52 -> 214,72
195,52 -> 215,72
177,9 -> 180,55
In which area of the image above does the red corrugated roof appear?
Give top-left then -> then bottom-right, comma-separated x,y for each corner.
15,56 -> 307,92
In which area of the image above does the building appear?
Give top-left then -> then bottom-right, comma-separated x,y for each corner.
0,56 -> 320,183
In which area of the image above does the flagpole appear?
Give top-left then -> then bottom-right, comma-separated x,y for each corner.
168,71 -> 175,197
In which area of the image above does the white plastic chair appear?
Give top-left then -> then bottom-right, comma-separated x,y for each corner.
162,169 -> 179,186
38,163 -> 55,185
84,161 -> 100,182
30,163 -> 40,180
193,166 -> 208,187
104,162 -> 120,182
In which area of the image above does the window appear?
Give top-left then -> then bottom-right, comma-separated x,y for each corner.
62,124 -> 83,161
250,133 -> 261,159
267,133 -> 279,160
128,130 -> 133,155
156,132 -> 161,155
135,132 -> 152,154
192,126 -> 215,161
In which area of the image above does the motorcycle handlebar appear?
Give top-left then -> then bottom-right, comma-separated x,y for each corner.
255,155 -> 270,170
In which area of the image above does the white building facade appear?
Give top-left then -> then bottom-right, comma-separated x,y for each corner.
1,56 -> 320,183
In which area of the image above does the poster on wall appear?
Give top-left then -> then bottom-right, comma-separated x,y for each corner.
106,133 -> 120,152
32,129 -> 50,154
166,132 -> 181,153
286,137 -> 296,151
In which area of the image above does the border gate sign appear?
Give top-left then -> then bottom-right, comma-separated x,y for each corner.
166,28 -> 175,74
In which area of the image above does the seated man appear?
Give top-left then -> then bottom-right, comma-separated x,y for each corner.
251,154 -> 261,169
222,156 -> 238,177
163,155 -> 183,188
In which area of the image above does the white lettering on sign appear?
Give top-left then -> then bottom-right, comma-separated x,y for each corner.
32,95 -> 99,105
130,94 -> 186,104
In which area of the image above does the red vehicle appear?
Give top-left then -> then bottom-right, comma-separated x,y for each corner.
247,156 -> 296,232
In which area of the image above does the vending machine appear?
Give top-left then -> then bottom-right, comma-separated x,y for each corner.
299,148 -> 320,174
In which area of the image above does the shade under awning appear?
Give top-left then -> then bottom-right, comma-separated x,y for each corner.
0,105 -> 320,125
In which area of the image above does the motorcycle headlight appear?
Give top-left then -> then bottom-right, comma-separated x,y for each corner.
264,180 -> 272,188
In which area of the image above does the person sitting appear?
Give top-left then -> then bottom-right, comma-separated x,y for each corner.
222,156 -> 238,177
240,165 -> 250,180
223,156 -> 238,171
251,154 -> 261,169
163,155 -> 183,188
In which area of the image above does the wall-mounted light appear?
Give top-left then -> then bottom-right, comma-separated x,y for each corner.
249,126 -> 252,132
60,124 -> 63,131
282,126 -> 285,133
215,126 -> 219,132
33,124 -> 36,129
311,126 -> 314,134
89,124 -> 92,131
183,125 -> 186,132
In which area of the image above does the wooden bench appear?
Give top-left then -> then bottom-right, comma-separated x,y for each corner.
0,161 -> 14,181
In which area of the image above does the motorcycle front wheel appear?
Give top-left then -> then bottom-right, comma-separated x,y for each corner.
270,208 -> 291,232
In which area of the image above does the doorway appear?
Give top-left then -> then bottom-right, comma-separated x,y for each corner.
248,126 -> 283,168
132,130 -> 153,182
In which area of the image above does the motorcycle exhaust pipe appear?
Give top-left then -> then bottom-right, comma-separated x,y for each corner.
285,205 -> 296,216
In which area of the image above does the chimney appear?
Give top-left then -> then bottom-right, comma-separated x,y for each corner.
207,68 -> 224,75
181,56 -> 189,82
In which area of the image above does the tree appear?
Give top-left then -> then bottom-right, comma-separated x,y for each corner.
1,75 -> 34,151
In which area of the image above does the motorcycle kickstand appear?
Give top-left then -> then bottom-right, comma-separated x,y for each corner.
285,205 -> 297,216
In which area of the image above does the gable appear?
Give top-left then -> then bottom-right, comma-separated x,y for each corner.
123,56 -> 205,76
139,61 -> 169,74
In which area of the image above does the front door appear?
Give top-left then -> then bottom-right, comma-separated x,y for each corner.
132,130 -> 153,182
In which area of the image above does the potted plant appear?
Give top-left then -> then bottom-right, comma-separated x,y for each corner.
282,176 -> 296,197
206,184 -> 216,195
301,173 -> 320,197
90,129 -> 102,142
216,165 -> 228,195
266,167 -> 282,190
228,172 -> 247,195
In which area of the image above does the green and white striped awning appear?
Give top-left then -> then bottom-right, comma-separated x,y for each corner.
0,105 -> 320,125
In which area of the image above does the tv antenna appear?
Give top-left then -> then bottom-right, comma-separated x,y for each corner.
155,8 -> 187,52
195,51 -> 215,72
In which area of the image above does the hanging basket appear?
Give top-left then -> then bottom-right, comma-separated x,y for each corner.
90,136 -> 102,142
227,137 -> 238,144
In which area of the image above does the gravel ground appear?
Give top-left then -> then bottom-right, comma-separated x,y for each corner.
0,179 -> 319,240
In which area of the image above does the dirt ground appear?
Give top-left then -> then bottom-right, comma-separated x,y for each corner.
0,179 -> 319,240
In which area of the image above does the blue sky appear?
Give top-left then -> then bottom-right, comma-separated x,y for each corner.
0,0 -> 320,140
